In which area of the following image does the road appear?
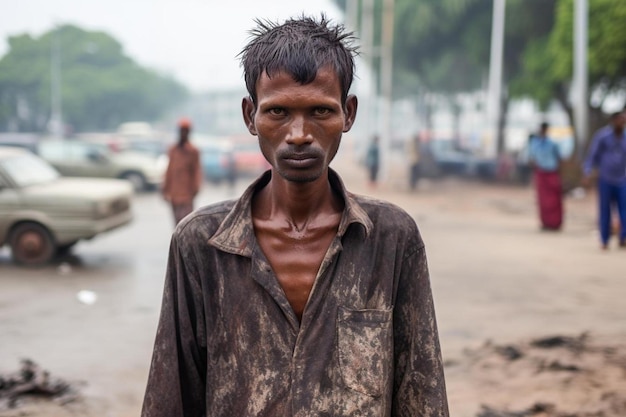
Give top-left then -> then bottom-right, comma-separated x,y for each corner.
0,157 -> 624,416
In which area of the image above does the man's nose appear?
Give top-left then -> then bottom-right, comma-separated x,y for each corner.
286,116 -> 313,146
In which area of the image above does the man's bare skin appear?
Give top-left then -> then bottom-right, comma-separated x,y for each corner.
252,180 -> 343,320
243,67 -> 357,321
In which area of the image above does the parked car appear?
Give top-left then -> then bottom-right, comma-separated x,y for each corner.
421,139 -> 481,177
232,140 -> 270,178
36,139 -> 166,191
0,134 -> 40,153
194,138 -> 236,185
0,147 -> 133,265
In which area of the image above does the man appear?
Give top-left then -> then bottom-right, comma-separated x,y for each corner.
407,134 -> 421,191
583,111 -> 626,249
162,117 -> 202,225
528,122 -> 563,230
142,15 -> 448,416
365,134 -> 380,188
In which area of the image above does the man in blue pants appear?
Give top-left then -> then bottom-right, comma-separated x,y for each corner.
583,111 -> 626,250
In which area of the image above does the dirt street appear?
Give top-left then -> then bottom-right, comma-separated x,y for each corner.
0,157 -> 624,416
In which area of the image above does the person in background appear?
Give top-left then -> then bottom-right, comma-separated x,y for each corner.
407,134 -> 421,190
142,15 -> 448,417
161,117 -> 202,225
528,122 -> 563,231
365,134 -> 380,188
583,111 -> 626,250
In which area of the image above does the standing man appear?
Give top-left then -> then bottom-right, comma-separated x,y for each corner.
407,134 -> 421,191
142,15 -> 448,417
162,117 -> 202,225
528,122 -> 563,231
365,134 -> 380,188
583,111 -> 626,249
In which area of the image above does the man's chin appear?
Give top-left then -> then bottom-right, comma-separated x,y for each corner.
276,168 -> 323,184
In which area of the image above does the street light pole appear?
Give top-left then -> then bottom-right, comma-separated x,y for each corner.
485,0 -> 505,158
573,0 -> 588,159
50,26 -> 63,137
379,0 -> 394,182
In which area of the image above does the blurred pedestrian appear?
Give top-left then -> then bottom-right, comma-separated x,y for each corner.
161,117 -> 202,225
583,111 -> 626,249
528,122 -> 563,230
407,134 -> 421,190
365,134 -> 380,187
142,15 -> 448,417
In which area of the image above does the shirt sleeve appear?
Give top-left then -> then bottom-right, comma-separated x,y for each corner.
142,233 -> 207,417
583,131 -> 603,176
392,245 -> 449,417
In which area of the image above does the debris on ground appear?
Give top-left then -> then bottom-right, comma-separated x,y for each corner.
445,333 -> 626,417
0,359 -> 80,411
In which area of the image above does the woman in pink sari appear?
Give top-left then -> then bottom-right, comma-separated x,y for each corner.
528,122 -> 563,230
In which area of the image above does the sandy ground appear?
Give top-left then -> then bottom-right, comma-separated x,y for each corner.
1,157 -> 625,416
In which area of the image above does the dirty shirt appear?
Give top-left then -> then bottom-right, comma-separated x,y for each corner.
142,169 -> 449,417
162,141 -> 202,205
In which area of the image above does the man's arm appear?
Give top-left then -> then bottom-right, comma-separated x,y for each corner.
142,233 -> 207,417
392,245 -> 449,417
583,131 -> 603,178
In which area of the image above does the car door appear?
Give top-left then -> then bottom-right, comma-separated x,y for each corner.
0,163 -> 21,243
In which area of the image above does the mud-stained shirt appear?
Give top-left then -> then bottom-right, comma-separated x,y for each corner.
142,169 -> 449,417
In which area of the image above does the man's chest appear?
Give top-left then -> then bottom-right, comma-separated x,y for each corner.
257,230 -> 336,319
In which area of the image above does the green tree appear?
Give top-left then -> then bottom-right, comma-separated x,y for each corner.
0,24 -> 188,133
512,0 -> 626,151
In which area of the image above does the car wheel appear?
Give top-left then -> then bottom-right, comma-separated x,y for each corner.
121,171 -> 147,191
9,223 -> 55,266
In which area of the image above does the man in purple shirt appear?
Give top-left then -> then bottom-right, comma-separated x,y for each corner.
583,111 -> 626,249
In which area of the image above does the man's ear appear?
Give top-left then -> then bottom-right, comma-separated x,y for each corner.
343,94 -> 358,132
242,96 -> 257,135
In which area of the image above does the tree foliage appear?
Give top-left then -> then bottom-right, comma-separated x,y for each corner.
510,0 -> 626,144
0,24 -> 188,133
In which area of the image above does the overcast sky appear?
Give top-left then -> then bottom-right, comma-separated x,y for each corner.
0,0 -> 344,92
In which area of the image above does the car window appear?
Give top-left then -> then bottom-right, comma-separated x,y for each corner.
38,141 -> 67,160
1,153 -> 60,187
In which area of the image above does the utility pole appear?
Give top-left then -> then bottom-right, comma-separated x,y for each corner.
485,0 -> 505,158
379,0 -> 394,182
345,0 -> 359,32
49,25 -> 63,137
573,0 -> 588,159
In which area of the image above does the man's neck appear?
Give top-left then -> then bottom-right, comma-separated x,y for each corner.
252,171 -> 342,231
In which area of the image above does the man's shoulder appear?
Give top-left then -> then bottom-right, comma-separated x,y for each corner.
174,199 -> 237,239
350,193 -> 418,231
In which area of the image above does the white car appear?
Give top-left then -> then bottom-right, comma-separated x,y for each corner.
0,147 -> 134,265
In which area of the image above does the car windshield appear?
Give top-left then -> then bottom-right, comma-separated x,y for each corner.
1,153 -> 60,187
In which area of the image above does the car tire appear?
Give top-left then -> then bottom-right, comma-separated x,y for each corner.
9,222 -> 56,266
121,171 -> 147,191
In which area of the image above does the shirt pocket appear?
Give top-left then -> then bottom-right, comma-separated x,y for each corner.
337,306 -> 393,398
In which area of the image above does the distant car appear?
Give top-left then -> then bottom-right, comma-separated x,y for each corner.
36,139 -> 166,191
232,141 -> 270,178
0,134 -> 40,153
0,147 -> 133,265
424,139 -> 480,177
196,139 -> 237,185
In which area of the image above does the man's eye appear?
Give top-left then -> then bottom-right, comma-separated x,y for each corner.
314,108 -> 332,116
268,108 -> 284,116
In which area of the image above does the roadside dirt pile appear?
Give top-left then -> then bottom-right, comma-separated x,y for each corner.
0,359 -> 79,412
447,333 -> 626,416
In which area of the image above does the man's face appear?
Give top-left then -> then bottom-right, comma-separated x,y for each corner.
242,66 -> 357,183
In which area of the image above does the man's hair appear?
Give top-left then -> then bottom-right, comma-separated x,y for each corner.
540,122 -> 549,131
239,14 -> 358,106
